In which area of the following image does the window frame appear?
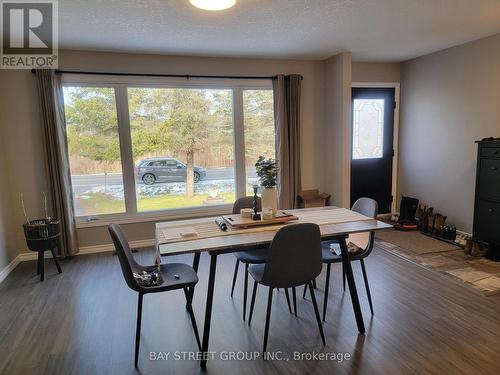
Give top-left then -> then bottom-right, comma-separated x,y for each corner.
61,74 -> 273,227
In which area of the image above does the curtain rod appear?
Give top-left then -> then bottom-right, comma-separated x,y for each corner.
30,69 -> 303,80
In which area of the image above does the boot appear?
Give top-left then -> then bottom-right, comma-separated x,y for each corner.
417,204 -> 427,231
433,214 -> 447,236
425,208 -> 434,233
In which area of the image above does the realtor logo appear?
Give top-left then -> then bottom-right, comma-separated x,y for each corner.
1,0 -> 58,69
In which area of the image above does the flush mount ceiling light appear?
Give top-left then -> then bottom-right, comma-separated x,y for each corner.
189,0 -> 236,11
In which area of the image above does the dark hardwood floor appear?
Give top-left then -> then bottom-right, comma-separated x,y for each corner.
1,246 -> 499,375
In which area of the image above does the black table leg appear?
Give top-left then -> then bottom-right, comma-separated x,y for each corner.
186,252 -> 201,309
339,237 -> 365,333
192,252 -> 201,273
200,252 -> 218,368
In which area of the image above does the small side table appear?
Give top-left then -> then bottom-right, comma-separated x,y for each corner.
23,220 -> 63,281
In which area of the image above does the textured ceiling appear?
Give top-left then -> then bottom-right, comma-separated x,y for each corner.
58,0 -> 500,61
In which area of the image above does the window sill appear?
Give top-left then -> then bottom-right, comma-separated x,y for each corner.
75,205 -> 233,229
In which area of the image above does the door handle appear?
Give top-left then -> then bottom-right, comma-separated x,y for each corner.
491,167 -> 498,171
488,208 -> 495,213
494,150 -> 499,154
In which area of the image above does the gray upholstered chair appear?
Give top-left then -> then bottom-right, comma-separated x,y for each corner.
319,197 -> 378,320
230,196 -> 296,319
247,223 -> 325,353
230,196 -> 268,320
109,224 -> 200,368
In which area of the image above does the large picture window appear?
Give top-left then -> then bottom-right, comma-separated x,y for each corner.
62,76 -> 274,222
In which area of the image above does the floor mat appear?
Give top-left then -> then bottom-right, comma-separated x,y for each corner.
376,232 -> 500,296
376,229 -> 461,254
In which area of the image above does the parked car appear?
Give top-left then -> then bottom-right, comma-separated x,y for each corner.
135,158 -> 207,185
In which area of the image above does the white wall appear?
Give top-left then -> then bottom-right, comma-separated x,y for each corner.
352,62 -> 401,83
0,121 -> 17,270
324,52 -> 352,208
399,33 -> 500,232
0,69 -> 47,261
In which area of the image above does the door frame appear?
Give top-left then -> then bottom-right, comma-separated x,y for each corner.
351,82 -> 400,214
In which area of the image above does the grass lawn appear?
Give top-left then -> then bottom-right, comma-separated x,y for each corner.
77,192 -> 236,215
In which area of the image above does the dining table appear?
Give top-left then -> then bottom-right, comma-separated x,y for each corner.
156,206 -> 392,368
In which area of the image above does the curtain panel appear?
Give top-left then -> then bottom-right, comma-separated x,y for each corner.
35,70 -> 78,256
273,74 -> 302,209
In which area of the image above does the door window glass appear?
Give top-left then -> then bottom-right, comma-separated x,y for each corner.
352,99 -> 384,159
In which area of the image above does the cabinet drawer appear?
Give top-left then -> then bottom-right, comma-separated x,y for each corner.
478,159 -> 500,200
481,147 -> 500,158
475,200 -> 500,243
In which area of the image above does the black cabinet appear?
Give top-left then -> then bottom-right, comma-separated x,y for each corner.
473,140 -> 500,261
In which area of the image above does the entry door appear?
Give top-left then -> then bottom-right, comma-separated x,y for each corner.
351,88 -> 395,214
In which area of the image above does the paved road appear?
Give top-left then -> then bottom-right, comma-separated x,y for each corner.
72,167 -> 257,192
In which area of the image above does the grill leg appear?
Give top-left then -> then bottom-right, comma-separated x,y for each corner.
51,248 -> 62,274
39,251 -> 45,282
37,251 -> 41,275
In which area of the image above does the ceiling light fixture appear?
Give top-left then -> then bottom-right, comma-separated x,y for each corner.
189,0 -> 236,11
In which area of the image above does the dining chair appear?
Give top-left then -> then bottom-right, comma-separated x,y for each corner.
316,197 -> 378,321
247,223 -> 325,353
230,196 -> 296,319
230,196 -> 267,319
108,224 -> 201,368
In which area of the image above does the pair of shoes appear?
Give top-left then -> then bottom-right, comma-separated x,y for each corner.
432,214 -> 447,235
441,225 -> 456,240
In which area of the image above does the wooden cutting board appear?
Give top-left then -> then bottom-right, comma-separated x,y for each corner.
222,211 -> 299,228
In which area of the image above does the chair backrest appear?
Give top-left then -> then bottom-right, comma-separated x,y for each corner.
232,196 -> 261,214
351,198 -> 378,257
108,224 -> 143,292
261,223 -> 322,288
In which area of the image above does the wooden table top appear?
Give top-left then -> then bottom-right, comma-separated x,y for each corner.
157,206 -> 392,256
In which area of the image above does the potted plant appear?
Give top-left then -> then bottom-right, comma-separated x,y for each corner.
255,156 -> 278,215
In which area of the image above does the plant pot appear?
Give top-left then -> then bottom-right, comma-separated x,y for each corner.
261,186 -> 277,216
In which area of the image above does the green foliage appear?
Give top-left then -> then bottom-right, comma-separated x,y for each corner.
243,90 -> 275,163
162,89 -> 211,154
64,87 -> 122,164
64,87 -> 275,175
255,156 -> 278,188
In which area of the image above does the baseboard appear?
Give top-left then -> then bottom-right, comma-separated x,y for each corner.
77,238 -> 156,254
457,229 -> 472,238
0,254 -> 22,284
0,238 -> 156,284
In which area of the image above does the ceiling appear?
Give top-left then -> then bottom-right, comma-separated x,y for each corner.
58,0 -> 500,62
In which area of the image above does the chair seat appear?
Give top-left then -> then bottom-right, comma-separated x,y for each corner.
235,249 -> 268,264
248,263 -> 305,288
321,242 -> 366,263
321,242 -> 343,263
139,263 -> 198,293
248,263 -> 266,283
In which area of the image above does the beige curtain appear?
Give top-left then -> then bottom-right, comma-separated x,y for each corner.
273,74 -> 302,209
35,70 -> 78,256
